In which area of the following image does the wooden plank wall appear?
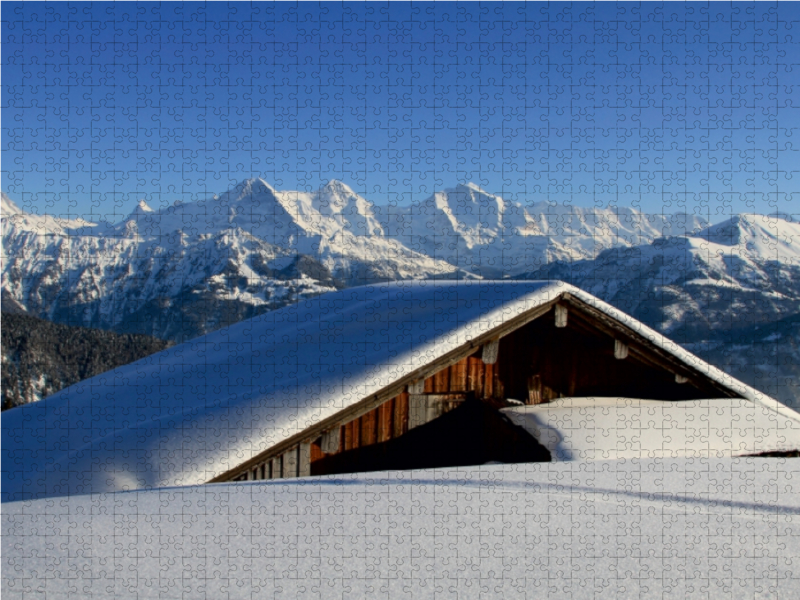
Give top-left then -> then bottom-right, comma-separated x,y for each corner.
230,304 -> 727,482
232,350 -> 499,481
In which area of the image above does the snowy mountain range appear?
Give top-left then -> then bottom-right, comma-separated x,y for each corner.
375,182 -> 709,276
1,179 -> 709,341
1,182 -> 466,341
2,180 -> 799,406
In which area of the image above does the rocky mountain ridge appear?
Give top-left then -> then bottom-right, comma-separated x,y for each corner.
2,182 -> 798,408
2,180 -> 709,341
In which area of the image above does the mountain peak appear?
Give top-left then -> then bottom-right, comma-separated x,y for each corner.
312,180 -> 383,236
232,178 -> 277,199
135,199 -> 154,214
458,182 -> 488,193
1,192 -> 23,217
697,213 -> 788,247
322,179 -> 354,193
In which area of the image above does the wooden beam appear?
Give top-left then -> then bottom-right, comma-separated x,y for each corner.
407,379 -> 424,394
320,428 -> 340,454
282,448 -> 298,479
408,394 -> 428,430
482,339 -> 499,364
555,304 -> 568,328
298,443 -> 311,477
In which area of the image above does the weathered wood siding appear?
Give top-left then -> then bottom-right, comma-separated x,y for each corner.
227,302 -> 732,482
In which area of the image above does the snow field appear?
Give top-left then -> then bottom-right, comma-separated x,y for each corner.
3,458 -> 800,600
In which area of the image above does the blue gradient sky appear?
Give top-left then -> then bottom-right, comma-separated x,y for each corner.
3,2 -> 800,222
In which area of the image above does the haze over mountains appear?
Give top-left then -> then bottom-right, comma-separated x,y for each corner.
2,180 -> 799,406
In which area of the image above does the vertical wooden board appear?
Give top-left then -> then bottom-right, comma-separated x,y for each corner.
282,447 -> 298,478
362,409 -> 378,446
484,363 -> 494,399
568,345 -> 578,396
466,356 -> 477,392
378,399 -> 393,443
394,392 -> 409,437
423,376 -> 434,393
471,356 -> 485,397
270,456 -> 281,480
450,358 -> 468,392
310,441 -> 324,463
527,374 -> 542,405
298,443 -> 311,477
352,418 -> 361,449
494,377 -> 505,401
433,368 -> 448,393
343,421 -> 354,451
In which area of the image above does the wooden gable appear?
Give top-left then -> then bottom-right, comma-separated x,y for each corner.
214,294 -> 741,483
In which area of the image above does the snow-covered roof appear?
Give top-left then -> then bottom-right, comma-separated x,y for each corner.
3,280 -> 799,501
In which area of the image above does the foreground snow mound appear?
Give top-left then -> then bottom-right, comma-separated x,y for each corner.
4,458 -> 800,600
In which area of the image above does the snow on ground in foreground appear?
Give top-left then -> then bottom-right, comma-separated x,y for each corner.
4,458 -> 800,600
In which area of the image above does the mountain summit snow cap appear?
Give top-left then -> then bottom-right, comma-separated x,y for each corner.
132,199 -> 155,215
1,192 -> 22,217
313,179 -> 384,237
227,178 -> 278,200
697,213 -> 800,258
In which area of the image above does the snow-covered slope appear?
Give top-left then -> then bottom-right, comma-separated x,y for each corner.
691,312 -> 800,410
4,280 -> 796,502
5,459 -> 800,600
375,184 -> 708,276
525,214 -> 800,338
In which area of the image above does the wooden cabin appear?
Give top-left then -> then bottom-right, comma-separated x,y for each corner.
6,280 -> 800,503
212,287 -> 764,483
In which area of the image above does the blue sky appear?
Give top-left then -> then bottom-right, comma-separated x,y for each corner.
3,1 -> 800,222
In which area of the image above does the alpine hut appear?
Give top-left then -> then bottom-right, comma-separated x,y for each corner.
4,280 -> 800,502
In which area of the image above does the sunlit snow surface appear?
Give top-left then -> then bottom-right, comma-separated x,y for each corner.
3,459 -> 800,599
504,397 -> 800,461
